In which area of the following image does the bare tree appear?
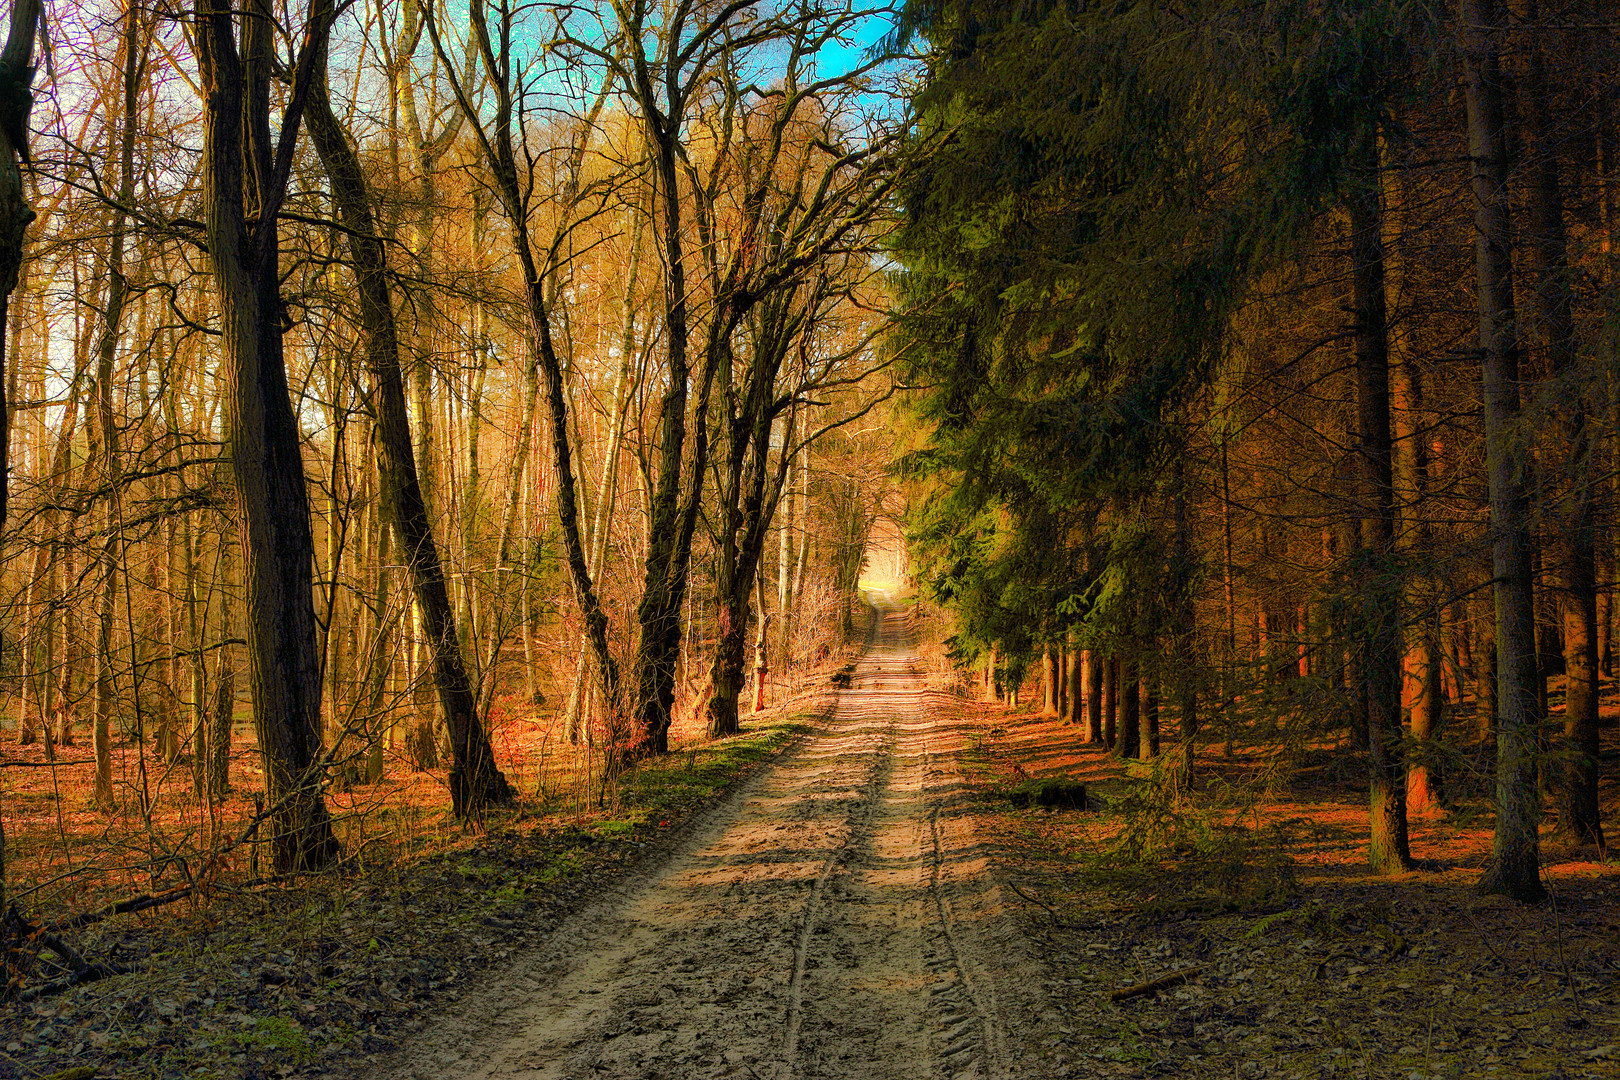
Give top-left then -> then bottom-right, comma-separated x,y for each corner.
190,0 -> 339,871
0,0 -> 42,912
305,0 -> 513,819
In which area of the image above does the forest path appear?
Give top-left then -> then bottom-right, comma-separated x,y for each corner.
386,598 -> 1055,1080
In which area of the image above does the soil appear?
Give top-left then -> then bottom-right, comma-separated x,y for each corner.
371,600 -> 1061,1079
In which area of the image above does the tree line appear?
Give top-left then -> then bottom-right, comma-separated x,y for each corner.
0,0 -> 905,888
894,0 -> 1613,902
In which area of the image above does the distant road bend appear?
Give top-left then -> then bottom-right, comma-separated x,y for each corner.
391,597 -> 1053,1080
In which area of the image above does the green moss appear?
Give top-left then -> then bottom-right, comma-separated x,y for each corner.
1004,776 -> 1088,809
223,1015 -> 310,1061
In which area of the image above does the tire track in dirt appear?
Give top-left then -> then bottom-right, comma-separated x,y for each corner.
381,599 -> 1051,1080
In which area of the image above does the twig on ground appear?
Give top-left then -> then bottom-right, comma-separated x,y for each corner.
1006,880 -> 1075,928
1461,907 -> 1516,975
1109,967 -> 1200,1002
1313,952 -> 1360,980
18,956 -> 128,1001
1548,884 -> 1585,1018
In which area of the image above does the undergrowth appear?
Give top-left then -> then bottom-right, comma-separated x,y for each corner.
1083,756 -> 1299,914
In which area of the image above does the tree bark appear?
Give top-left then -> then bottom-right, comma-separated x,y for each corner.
752,585 -> 771,715
1459,0 -> 1546,901
1085,649 -> 1103,743
0,0 -> 41,561
1103,656 -> 1118,749
1062,641 -> 1080,724
1392,358 -> 1444,816
706,296 -> 814,739
1040,645 -> 1059,717
92,532 -> 116,810
1117,661 -> 1140,759
209,537 -> 237,802
0,0 -> 40,893
1141,682 -> 1159,760
55,547 -> 77,749
1174,487 -> 1199,784
1476,594 -> 1499,744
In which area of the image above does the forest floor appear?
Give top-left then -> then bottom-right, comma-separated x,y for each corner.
0,670 -> 843,1079
3,601 -> 1618,1079
970,703 -> 1620,1079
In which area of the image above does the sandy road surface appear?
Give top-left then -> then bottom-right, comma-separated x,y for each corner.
387,601 -> 1055,1080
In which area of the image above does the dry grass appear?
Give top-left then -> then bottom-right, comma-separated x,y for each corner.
0,646 -> 852,925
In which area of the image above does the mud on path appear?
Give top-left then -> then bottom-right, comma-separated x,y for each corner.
386,601 -> 1064,1080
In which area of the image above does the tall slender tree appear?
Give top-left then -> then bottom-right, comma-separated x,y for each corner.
1459,0 -> 1545,901
305,0 -> 513,819
191,0 -> 339,871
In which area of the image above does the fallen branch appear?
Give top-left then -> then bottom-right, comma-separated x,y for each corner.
1109,967 -> 1200,1002
19,933 -> 129,1001
19,956 -> 129,1001
46,886 -> 193,934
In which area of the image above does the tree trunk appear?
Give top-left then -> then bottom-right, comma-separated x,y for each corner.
778,454 -> 794,662
1062,641 -> 1080,724
1348,123 -> 1413,873
1141,682 -> 1159,760
1174,487 -> 1199,784
1103,656 -> 1117,749
708,585 -> 752,738
1392,357 -> 1444,817
1596,564 -> 1611,681
55,547 -> 77,749
0,0 -> 36,908
184,485 -> 206,797
362,512 -> 395,784
192,0 -> 338,871
1117,661 -> 1140,759
1524,0 -> 1602,848
18,362 -> 89,750
305,26 -> 511,818
752,584 -> 771,716
1460,0 -> 1545,900
209,519 -> 237,800
1476,610 -> 1499,745
1040,645 -> 1059,717
0,0 -> 41,546
93,534 -> 116,810
1085,649 -> 1102,743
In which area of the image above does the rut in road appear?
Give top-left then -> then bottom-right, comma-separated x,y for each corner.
391,602 -> 1051,1080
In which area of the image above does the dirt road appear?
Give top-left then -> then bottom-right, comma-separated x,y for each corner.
388,602 -> 1057,1080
